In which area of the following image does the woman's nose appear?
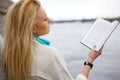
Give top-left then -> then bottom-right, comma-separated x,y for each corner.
48,17 -> 51,24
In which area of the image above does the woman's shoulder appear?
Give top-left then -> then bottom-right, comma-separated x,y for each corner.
32,40 -> 62,61
33,39 -> 58,54
32,40 -> 63,75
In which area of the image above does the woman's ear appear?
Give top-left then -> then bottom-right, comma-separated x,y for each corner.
33,26 -> 36,33
33,26 -> 39,37
33,26 -> 37,34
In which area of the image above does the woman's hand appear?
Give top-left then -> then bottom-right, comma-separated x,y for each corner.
79,45 -> 104,78
87,45 -> 103,63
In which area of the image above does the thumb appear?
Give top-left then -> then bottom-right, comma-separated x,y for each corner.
92,45 -> 96,50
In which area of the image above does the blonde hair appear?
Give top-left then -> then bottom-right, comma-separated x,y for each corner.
2,0 -> 40,80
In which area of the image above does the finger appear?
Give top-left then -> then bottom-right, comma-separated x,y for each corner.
92,45 -> 96,50
99,50 -> 102,54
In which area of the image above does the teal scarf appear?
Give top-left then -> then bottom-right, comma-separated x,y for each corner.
34,37 -> 51,46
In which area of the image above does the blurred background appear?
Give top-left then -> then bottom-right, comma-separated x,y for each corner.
0,0 -> 120,80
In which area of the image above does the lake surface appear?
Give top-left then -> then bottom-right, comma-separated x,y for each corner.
42,22 -> 120,80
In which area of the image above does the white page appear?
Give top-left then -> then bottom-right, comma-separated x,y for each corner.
95,20 -> 119,51
80,18 -> 119,51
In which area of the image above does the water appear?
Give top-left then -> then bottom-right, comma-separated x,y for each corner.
42,22 -> 120,80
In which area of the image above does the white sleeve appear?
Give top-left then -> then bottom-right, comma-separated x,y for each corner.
76,74 -> 88,80
47,47 -> 88,80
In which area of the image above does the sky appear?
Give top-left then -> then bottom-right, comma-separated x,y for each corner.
11,0 -> 120,20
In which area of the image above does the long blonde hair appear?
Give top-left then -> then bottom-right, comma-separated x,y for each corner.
2,0 -> 40,80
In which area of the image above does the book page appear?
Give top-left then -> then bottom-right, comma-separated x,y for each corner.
81,18 -> 113,50
95,20 -> 119,51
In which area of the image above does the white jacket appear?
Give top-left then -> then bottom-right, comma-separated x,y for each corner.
31,40 -> 87,80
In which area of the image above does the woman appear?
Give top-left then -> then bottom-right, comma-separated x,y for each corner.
2,0 -> 103,80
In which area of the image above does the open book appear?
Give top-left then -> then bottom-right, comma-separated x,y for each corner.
80,18 -> 119,51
